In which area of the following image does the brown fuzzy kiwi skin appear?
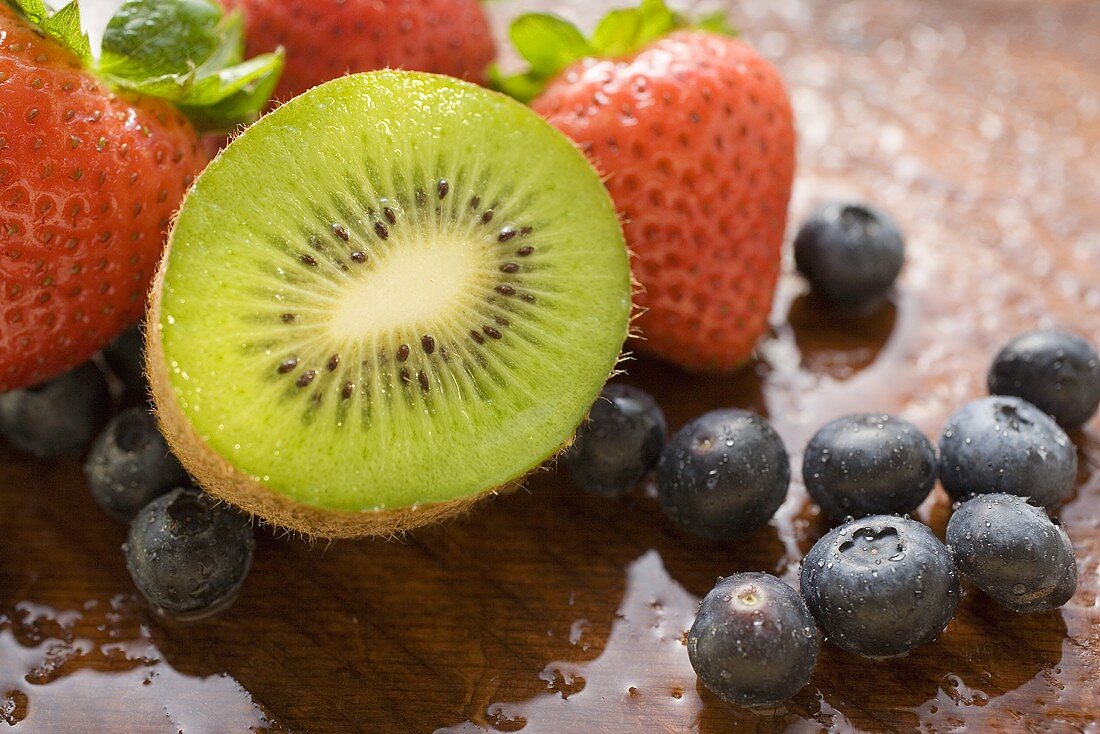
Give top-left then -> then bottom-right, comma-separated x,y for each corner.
144,238 -> 634,540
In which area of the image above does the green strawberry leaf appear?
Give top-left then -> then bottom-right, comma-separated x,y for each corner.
494,12 -> 594,103
98,0 -> 284,131
591,9 -> 643,57
7,0 -> 91,62
492,0 -> 735,103
5,0 -> 283,132
198,7 -> 247,70
509,13 -> 593,79
634,0 -> 681,46
486,63 -> 546,105
695,11 -> 738,36
175,51 -> 285,129
98,0 -> 224,81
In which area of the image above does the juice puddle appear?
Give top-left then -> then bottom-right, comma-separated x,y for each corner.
0,596 -> 277,732
438,550 -> 703,733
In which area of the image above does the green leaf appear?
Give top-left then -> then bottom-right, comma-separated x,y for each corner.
493,0 -> 733,103
198,10 -> 246,70
95,0 -> 283,132
99,0 -> 224,80
635,0 -> 681,46
509,13 -> 593,79
486,64 -> 547,105
40,2 -> 90,60
176,51 -> 284,130
7,0 -> 91,61
696,11 -> 738,36
7,0 -> 48,21
591,9 -> 643,57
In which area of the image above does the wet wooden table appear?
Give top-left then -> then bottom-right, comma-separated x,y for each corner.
2,0 -> 1099,731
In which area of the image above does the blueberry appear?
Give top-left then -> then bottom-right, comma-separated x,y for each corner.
0,363 -> 111,458
800,515 -> 959,658
124,487 -> 255,618
657,409 -> 789,540
83,408 -> 191,522
688,573 -> 819,707
938,396 -> 1077,509
947,493 -> 1076,614
802,413 -> 937,521
988,329 -> 1100,429
103,323 -> 148,399
794,202 -> 904,306
562,384 -> 667,497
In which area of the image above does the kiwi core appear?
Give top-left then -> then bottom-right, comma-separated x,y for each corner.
150,72 -> 632,527
329,234 -> 487,339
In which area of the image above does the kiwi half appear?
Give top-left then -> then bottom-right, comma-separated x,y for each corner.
147,72 -> 632,538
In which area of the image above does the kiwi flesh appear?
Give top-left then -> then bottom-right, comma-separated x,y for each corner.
147,72 -> 632,538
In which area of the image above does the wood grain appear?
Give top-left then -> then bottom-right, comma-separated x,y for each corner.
2,0 -> 1099,732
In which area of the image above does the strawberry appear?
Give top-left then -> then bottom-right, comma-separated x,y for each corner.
221,0 -> 496,102
0,0 -> 283,392
496,1 -> 795,372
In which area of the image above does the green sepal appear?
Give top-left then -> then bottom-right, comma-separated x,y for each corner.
695,11 -> 738,36
7,0 -> 91,62
486,63 -> 547,105
5,0 -> 284,132
174,51 -> 285,131
591,9 -> 644,57
595,0 -> 679,55
511,13 -> 593,78
99,0 -> 284,132
492,0 -> 734,103
98,0 -> 225,82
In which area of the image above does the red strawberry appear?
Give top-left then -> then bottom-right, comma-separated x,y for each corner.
0,0 -> 283,391
221,0 -> 496,102
498,2 -> 795,372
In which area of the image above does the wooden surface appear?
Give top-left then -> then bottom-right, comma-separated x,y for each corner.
3,0 -> 1100,732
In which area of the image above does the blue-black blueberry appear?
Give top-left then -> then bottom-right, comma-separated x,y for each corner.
657,409 -> 789,540
947,493 -> 1076,613
803,413 -> 937,521
124,487 -> 255,618
0,362 -> 111,458
84,407 -> 191,522
689,572 -> 819,707
562,384 -> 667,497
938,396 -> 1077,509
800,515 -> 959,658
793,201 -> 904,307
988,329 -> 1100,429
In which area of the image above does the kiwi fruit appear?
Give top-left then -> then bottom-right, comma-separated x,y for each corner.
147,72 -> 632,538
